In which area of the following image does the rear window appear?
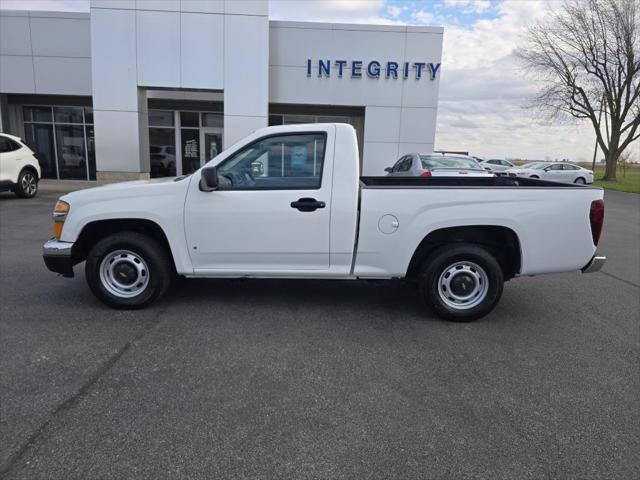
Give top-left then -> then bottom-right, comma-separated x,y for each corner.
420,155 -> 483,170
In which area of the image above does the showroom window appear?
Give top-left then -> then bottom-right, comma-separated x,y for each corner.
268,114 -> 352,126
148,110 -> 223,178
23,106 -> 95,180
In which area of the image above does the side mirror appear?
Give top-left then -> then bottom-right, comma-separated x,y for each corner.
384,167 -> 392,173
199,167 -> 218,192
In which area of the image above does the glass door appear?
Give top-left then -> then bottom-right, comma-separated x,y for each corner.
200,127 -> 222,167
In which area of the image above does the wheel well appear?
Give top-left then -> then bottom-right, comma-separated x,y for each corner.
72,219 -> 176,272
20,165 -> 39,180
406,226 -> 521,280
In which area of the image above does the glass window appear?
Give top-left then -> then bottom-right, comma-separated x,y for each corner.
282,114 -> 313,125
149,128 -> 176,177
55,125 -> 87,180
217,133 -> 326,190
84,107 -> 94,124
23,106 -> 52,123
202,113 -> 223,128
85,125 -> 96,180
268,115 -> 283,126
0,136 -> 21,153
149,110 -> 174,127
317,115 -> 349,123
180,111 -> 199,128
54,106 -> 83,124
24,123 -> 56,179
420,155 -> 483,170
398,156 -> 413,172
421,157 -> 447,169
563,164 -> 578,170
549,164 -> 563,170
181,128 -> 200,175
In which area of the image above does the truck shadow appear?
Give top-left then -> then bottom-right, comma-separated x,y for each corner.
165,277 -> 434,323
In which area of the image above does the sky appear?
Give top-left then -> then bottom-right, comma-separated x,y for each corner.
1,0 -> 637,162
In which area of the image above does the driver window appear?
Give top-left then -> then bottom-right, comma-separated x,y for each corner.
217,133 -> 326,190
550,164 -> 563,170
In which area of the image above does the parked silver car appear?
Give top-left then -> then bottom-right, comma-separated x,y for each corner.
385,153 -> 495,177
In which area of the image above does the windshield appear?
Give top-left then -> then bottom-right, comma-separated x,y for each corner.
420,155 -> 483,170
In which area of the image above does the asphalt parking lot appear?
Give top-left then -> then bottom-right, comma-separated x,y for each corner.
0,189 -> 638,479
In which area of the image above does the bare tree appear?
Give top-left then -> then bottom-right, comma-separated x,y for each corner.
517,0 -> 639,180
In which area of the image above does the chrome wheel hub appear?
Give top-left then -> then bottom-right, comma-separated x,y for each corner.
438,261 -> 489,310
99,250 -> 149,298
22,173 -> 37,196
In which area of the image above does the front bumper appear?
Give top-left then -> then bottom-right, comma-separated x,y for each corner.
581,255 -> 606,274
43,238 -> 75,277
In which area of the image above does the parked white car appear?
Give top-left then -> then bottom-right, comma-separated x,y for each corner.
385,153 -> 495,177
507,162 -> 594,184
0,133 -> 41,198
480,159 -> 516,172
43,124 -> 605,322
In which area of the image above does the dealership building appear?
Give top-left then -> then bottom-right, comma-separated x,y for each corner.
0,0 -> 442,182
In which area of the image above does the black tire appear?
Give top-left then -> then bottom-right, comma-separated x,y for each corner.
85,232 -> 171,309
14,169 -> 38,198
529,175 -> 539,179
419,243 -> 504,322
574,177 -> 586,185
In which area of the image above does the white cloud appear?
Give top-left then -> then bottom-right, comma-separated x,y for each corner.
412,9 -> 435,25
433,0 -> 604,160
386,5 -> 406,18
444,0 -> 492,14
269,0 -> 396,25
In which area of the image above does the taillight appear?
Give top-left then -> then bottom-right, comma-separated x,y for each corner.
589,199 -> 604,246
421,171 -> 432,177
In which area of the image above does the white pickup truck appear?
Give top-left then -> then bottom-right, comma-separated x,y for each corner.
43,124 -> 606,321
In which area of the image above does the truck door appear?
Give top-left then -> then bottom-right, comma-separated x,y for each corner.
184,130 -> 333,273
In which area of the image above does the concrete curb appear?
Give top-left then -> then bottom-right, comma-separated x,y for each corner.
38,180 -> 97,194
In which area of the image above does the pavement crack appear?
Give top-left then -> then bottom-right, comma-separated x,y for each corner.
0,311 -> 168,478
599,270 -> 640,289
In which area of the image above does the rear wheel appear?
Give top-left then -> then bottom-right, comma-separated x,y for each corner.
574,177 -> 586,185
14,169 -> 38,198
419,243 -> 504,322
85,232 -> 171,309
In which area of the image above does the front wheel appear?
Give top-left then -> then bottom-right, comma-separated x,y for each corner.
419,243 -> 504,322
85,232 -> 171,309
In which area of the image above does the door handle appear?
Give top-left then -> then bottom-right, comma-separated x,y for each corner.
290,197 -> 326,212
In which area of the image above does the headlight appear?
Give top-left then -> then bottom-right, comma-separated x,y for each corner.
52,200 -> 70,238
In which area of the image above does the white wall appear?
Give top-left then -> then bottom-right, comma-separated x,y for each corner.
269,21 -> 443,175
0,10 -> 91,96
90,0 -> 268,178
